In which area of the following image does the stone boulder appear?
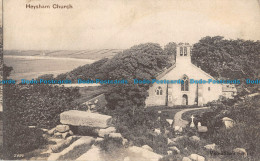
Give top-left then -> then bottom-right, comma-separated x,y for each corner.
108,133 -> 122,139
222,117 -> 234,129
198,126 -> 208,133
98,127 -> 116,137
60,110 -> 112,128
189,136 -> 200,142
189,154 -> 205,161
167,138 -> 177,146
166,119 -> 173,125
127,146 -> 162,161
47,127 -> 56,135
172,136 -> 186,142
56,125 -> 70,133
169,146 -> 180,154
182,157 -> 192,161
95,137 -> 104,144
204,143 -> 221,154
142,145 -> 153,152
233,148 -> 247,157
174,126 -> 183,132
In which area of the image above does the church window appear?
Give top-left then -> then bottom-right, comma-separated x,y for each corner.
180,47 -> 183,56
156,86 -> 163,95
181,76 -> 189,91
184,47 -> 187,56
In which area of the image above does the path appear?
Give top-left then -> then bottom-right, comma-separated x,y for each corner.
174,107 -> 209,128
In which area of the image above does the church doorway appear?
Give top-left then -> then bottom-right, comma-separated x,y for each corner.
182,94 -> 188,105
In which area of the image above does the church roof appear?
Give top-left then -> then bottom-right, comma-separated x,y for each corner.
155,63 -> 216,80
156,64 -> 176,80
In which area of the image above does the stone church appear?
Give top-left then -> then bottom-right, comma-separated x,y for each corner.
145,44 -> 223,106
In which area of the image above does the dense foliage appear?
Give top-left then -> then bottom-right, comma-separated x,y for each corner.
5,84 -> 81,128
192,36 -> 260,80
198,96 -> 260,158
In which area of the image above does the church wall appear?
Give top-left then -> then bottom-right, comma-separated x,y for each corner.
145,83 -> 167,106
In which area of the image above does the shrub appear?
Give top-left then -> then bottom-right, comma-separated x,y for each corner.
5,125 -> 47,159
5,84 -> 81,129
100,135 -> 123,152
208,124 -> 260,156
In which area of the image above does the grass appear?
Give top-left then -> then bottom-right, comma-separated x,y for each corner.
182,108 -> 213,121
146,106 -> 183,120
73,86 -> 108,104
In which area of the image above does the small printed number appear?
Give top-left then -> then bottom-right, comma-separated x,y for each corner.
14,154 -> 24,158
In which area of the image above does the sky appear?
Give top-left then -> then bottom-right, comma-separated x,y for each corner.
3,0 -> 260,50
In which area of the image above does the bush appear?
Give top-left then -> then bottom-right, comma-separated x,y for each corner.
5,125 -> 47,159
100,135 -> 123,152
5,84 -> 81,129
208,124 -> 260,156
108,108 -> 170,154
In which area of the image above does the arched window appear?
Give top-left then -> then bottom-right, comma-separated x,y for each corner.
180,47 -> 183,56
184,47 -> 187,56
156,86 -> 163,95
181,75 -> 189,91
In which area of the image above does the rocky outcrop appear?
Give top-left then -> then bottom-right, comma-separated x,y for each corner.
233,148 -> 247,157
60,110 -> 112,128
189,136 -> 200,142
127,146 -> 162,161
142,145 -> 153,152
188,154 -> 205,161
98,127 -> 116,137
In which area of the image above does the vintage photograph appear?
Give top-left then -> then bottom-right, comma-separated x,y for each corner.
2,0 -> 260,160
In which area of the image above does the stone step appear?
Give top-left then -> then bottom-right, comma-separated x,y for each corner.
47,136 -> 95,160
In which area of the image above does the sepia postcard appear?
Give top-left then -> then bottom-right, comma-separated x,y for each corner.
1,0 -> 260,160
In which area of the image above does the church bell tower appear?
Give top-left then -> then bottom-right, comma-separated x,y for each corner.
176,43 -> 192,66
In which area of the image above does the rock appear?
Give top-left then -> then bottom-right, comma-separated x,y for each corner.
167,151 -> 172,155
41,128 -> 49,132
174,126 -> 183,132
60,110 -> 112,128
108,133 -> 122,139
56,125 -> 70,133
75,145 -> 101,161
42,134 -> 48,139
98,127 -> 116,137
182,157 -> 192,161
127,146 -> 162,161
169,146 -> 180,154
123,157 -> 130,161
50,136 -> 75,153
204,143 -> 221,153
222,117 -> 234,129
189,154 -> 205,161
122,138 -> 128,145
172,136 -> 185,142
95,137 -> 104,144
68,130 -> 74,136
198,126 -> 208,133
142,145 -> 153,152
189,136 -> 200,142
166,119 -> 173,125
62,132 -> 70,139
167,138 -> 177,146
54,132 -> 62,137
47,128 -> 56,135
233,148 -> 247,157
154,128 -> 161,135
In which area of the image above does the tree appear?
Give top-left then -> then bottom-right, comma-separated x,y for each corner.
164,42 -> 177,65
191,36 -> 260,80
2,64 -> 13,79
102,43 -> 171,114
